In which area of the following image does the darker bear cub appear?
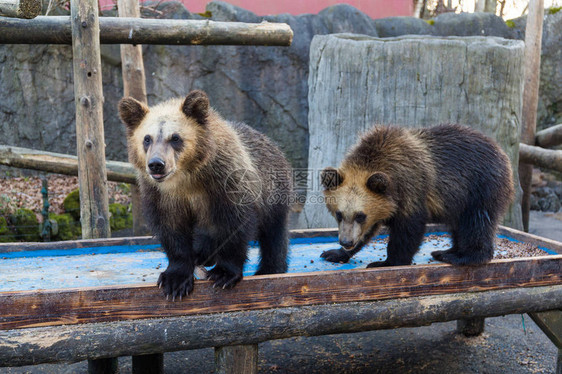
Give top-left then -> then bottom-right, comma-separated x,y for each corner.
119,90 -> 291,299
320,124 -> 514,268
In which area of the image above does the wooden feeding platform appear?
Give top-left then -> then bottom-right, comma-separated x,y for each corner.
0,225 -> 561,371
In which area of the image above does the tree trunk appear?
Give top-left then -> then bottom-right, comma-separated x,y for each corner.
300,34 -> 525,230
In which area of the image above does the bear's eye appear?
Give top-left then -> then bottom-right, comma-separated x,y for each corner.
143,135 -> 152,145
170,134 -> 181,143
335,211 -> 343,222
355,212 -> 366,224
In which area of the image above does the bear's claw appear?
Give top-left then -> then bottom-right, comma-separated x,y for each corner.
157,268 -> 194,300
208,266 -> 243,290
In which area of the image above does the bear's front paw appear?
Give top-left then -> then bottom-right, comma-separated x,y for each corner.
208,266 -> 243,289
157,267 -> 194,300
366,260 -> 391,268
320,248 -> 351,263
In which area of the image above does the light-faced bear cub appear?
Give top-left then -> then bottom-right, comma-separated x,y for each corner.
320,124 -> 514,268
119,90 -> 291,299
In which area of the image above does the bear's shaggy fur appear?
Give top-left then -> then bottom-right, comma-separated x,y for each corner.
119,90 -> 291,298
320,124 -> 514,267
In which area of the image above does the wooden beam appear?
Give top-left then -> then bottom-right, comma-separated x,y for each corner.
0,0 -> 40,19
215,345 -> 258,374
118,0 -> 147,237
519,143 -> 562,173
0,145 -> 136,184
536,124 -> 562,148
519,0 -> 545,232
0,255 -> 561,331
0,16 -> 294,45
71,0 -> 111,239
1,285 -> 561,366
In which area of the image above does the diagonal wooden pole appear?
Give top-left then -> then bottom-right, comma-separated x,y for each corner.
519,0 -> 544,232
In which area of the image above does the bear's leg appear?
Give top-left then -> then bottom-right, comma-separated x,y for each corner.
368,212 -> 426,268
431,228 -> 460,262
434,207 -> 496,265
255,213 -> 289,275
157,232 -> 195,299
208,232 -> 249,289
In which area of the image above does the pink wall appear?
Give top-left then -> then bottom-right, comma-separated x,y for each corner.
102,0 -> 414,19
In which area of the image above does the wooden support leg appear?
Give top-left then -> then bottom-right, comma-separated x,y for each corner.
529,310 -> 562,373
132,353 -> 164,374
457,317 -> 485,337
88,357 -> 118,374
215,344 -> 258,374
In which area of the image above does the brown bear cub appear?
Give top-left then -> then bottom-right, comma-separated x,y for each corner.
320,124 -> 514,267
119,90 -> 291,299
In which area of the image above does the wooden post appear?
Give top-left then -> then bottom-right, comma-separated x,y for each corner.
529,310 -> 562,373
215,345 -> 258,374
118,0 -> 147,236
132,353 -> 164,374
70,0 -> 110,240
0,0 -> 40,19
88,358 -> 118,374
519,0 -> 544,232
71,0 -> 112,368
457,317 -> 485,336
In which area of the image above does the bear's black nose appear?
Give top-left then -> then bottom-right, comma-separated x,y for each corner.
148,158 -> 166,174
339,239 -> 354,249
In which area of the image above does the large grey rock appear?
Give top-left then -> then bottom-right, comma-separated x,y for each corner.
373,16 -> 433,37
432,12 -> 514,38
300,34 -> 525,230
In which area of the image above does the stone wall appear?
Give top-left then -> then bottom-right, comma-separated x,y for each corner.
0,2 -> 560,172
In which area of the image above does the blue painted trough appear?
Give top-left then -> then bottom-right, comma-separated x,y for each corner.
0,225 -> 561,370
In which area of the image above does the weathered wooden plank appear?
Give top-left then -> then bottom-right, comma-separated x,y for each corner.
71,0 -> 110,239
0,0 -> 40,19
498,226 -> 562,254
118,0 -> 147,237
1,285 -> 561,367
0,255 -> 561,331
215,345 -> 258,374
519,143 -> 562,173
0,16 -> 293,45
0,145 -> 136,184
519,0 -> 545,231
0,235 -> 157,253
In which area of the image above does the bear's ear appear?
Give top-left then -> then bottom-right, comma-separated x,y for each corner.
321,167 -> 344,190
182,90 -> 209,126
118,97 -> 148,132
366,172 -> 390,194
